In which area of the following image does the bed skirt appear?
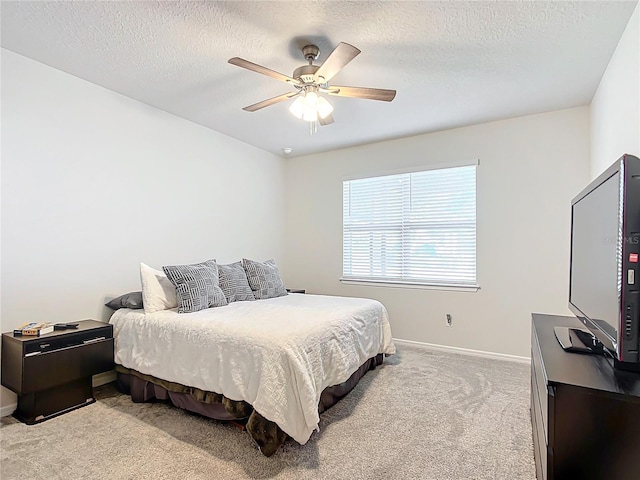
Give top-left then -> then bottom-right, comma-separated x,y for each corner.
115,353 -> 384,456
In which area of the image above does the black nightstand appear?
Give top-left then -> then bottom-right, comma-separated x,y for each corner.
1,319 -> 114,424
286,289 -> 306,294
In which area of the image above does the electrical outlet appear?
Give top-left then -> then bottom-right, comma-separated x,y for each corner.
446,314 -> 453,327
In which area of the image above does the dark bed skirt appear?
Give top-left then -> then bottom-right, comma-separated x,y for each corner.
116,353 -> 384,456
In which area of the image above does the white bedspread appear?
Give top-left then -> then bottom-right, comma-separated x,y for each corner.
109,293 -> 395,444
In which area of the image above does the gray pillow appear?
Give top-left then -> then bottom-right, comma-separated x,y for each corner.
105,291 -> 144,310
218,262 -> 255,303
162,260 -> 228,313
241,258 -> 288,300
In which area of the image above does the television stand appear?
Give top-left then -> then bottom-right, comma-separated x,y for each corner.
553,326 -> 604,354
532,314 -> 640,479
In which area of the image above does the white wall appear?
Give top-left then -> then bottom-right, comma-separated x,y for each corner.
282,107 -> 590,358
1,50 -> 286,409
590,1 -> 640,177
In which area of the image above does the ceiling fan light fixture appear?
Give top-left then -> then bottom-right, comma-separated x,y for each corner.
305,91 -> 318,107
301,91 -> 319,122
288,96 -> 306,119
289,90 -> 333,123
317,96 -> 334,119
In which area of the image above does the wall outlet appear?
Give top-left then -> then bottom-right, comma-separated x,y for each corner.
446,314 -> 453,327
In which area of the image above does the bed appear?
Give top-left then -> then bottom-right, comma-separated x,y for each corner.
109,292 -> 395,455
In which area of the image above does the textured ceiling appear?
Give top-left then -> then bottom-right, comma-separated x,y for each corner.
1,1 -> 636,157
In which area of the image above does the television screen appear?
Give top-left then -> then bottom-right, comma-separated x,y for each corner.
568,154 -> 640,369
569,171 -> 621,345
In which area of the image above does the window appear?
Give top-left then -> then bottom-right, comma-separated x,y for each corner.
342,163 -> 477,289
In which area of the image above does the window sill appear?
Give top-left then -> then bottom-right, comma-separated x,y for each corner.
339,278 -> 480,292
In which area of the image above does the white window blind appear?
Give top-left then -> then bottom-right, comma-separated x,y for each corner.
342,164 -> 477,287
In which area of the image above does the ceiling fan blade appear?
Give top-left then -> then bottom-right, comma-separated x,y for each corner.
242,92 -> 299,112
319,114 -> 335,126
314,42 -> 361,83
229,57 -> 300,85
328,85 -> 396,102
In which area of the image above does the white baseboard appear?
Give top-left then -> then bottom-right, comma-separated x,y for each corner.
1,403 -> 17,417
393,338 -> 531,364
93,370 -> 116,387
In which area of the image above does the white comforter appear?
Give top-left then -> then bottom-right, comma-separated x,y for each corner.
110,293 -> 395,444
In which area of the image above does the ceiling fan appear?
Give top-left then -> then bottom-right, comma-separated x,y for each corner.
228,42 -> 396,128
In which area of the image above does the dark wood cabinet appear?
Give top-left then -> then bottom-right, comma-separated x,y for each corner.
531,313 -> 640,480
1,319 -> 114,424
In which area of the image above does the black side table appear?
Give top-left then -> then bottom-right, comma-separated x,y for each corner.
1,319 -> 114,424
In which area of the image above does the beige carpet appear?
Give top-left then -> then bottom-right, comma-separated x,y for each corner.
1,345 -> 535,479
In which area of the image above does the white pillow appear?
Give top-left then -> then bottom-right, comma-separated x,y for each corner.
140,262 -> 178,313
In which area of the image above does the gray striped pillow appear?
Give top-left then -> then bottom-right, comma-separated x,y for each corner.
242,258 -> 288,300
162,260 -> 228,313
218,262 -> 255,303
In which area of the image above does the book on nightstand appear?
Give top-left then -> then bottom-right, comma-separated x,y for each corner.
13,322 -> 54,336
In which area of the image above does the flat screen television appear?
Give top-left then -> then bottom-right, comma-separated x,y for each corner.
567,153 -> 640,371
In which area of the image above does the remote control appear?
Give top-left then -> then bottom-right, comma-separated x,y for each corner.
54,323 -> 79,330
